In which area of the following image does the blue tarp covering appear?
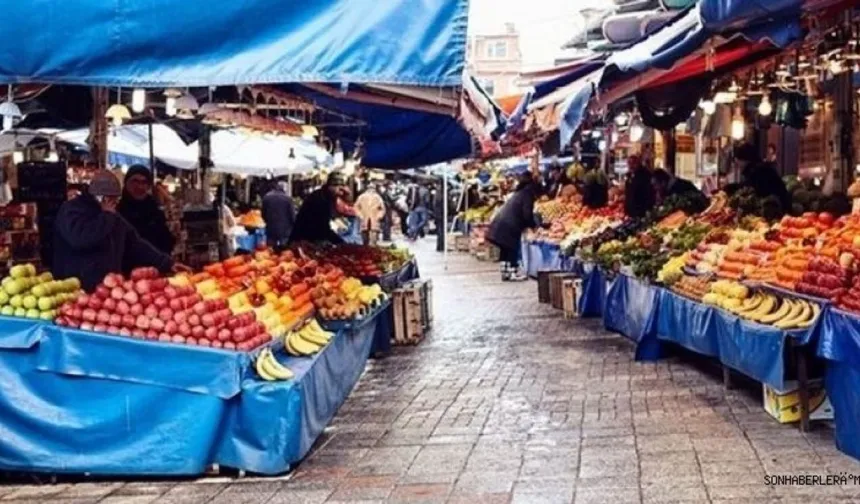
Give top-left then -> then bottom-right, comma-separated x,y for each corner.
603,274 -> 662,361
0,312 -> 380,475
817,307 -> 860,460
0,0 -> 469,87
578,264 -> 611,318
656,289 -> 720,357
521,241 -> 570,279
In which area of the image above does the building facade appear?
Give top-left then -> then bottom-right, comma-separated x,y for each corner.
467,23 -> 524,98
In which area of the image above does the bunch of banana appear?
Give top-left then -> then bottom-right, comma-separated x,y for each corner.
254,348 -> 294,381
340,278 -> 363,296
732,291 -> 819,329
284,319 -> 335,356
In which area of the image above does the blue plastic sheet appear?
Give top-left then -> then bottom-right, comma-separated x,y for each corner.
577,263 -> 611,318
817,307 -> 860,461
523,241 -> 565,279
603,274 -> 662,361
0,0 -> 469,87
656,289 -> 720,357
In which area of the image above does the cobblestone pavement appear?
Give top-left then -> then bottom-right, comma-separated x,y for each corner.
2,239 -> 860,503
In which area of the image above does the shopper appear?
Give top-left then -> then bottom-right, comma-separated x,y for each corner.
651,169 -> 708,212
289,172 -> 348,244
624,154 -> 655,219
735,143 -> 791,213
354,184 -> 386,245
378,182 -> 394,242
406,183 -> 430,240
261,181 -> 296,251
545,163 -> 571,199
53,170 -> 186,292
486,172 -> 540,282
117,165 -> 175,255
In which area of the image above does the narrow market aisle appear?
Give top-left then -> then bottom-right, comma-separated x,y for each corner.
1,239 -> 858,504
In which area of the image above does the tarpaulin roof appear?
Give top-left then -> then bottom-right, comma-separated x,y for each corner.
0,0 -> 469,87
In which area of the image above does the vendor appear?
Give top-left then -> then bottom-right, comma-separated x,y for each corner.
289,172 -> 348,244
117,165 -> 175,255
261,181 -> 296,251
546,163 -> 572,199
53,170 -> 188,292
735,143 -> 791,213
487,172 -> 541,282
624,154 -> 655,219
651,169 -> 708,212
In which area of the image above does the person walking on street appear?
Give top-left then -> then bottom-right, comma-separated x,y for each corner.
486,172 -> 541,281
354,184 -> 386,245
406,183 -> 429,240
261,181 -> 296,251
53,170 -> 188,292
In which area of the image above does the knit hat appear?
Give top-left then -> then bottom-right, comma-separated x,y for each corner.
89,170 -> 122,197
327,171 -> 347,187
124,164 -> 153,185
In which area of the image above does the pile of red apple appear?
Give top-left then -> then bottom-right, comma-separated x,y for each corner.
55,267 -> 272,351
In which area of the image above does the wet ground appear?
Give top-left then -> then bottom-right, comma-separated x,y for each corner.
1,238 -> 859,503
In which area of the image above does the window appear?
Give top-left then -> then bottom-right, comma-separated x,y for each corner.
486,41 -> 508,59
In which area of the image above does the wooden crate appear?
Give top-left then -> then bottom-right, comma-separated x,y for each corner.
537,269 -> 561,304
455,234 -> 470,252
550,273 -> 577,310
562,278 -> 582,319
392,279 -> 433,345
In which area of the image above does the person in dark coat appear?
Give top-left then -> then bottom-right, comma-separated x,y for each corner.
735,143 -> 791,213
487,173 -> 540,281
116,165 -> 175,255
624,154 -> 655,219
651,169 -> 709,212
289,172 -> 348,244
261,181 -> 296,250
53,170 -> 184,292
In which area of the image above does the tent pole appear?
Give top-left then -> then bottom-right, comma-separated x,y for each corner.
148,122 -> 156,180
443,168 -> 448,271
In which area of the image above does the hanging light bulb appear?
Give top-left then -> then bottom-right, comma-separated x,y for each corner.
286,147 -> 298,172
598,139 -> 607,152
699,99 -> 716,115
174,90 -> 199,118
758,95 -> 772,116
731,107 -> 745,140
0,85 -> 21,132
628,112 -> 644,143
333,140 -> 344,167
614,113 -> 629,126
105,87 -> 131,127
12,151 -> 23,164
45,151 -> 59,162
131,88 -> 146,113
163,174 -> 177,193
163,88 -> 181,117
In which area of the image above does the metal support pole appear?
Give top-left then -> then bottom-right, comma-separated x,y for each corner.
148,122 -> 155,179
443,170 -> 448,270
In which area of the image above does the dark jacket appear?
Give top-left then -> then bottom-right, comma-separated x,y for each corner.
665,177 -> 709,213
53,194 -> 173,292
487,181 -> 539,250
625,169 -> 655,219
743,161 -> 791,212
117,194 -> 175,255
289,188 -> 344,244
261,188 -> 296,243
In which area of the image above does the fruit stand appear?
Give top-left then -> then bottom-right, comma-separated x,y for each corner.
0,243 -> 418,476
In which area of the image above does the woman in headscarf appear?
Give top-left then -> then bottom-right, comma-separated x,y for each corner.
117,165 -> 176,255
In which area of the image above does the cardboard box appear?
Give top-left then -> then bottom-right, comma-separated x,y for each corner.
763,380 -> 833,424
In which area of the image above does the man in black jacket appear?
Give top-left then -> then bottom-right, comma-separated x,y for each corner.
52,170 -> 184,292
289,172 -> 347,244
117,165 -> 175,255
735,143 -> 791,214
624,154 -> 655,219
487,173 -> 540,281
261,181 -> 296,251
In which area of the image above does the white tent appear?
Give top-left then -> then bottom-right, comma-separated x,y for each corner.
55,124 -> 197,170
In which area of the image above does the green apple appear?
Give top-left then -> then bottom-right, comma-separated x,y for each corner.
0,291 -> 9,306
37,297 -> 54,311
9,295 -> 22,308
66,278 -> 81,291
4,279 -> 22,296
39,310 -> 54,321
22,295 -> 37,310
0,306 -> 13,316
25,308 -> 40,319
38,272 -> 52,283
9,265 -> 28,279
14,307 -> 26,317
32,285 -> 46,298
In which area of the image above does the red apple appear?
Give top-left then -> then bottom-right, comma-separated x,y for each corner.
193,302 -> 207,316
134,279 -> 151,295
164,321 -> 178,334
158,307 -> 174,322
67,319 -> 81,329
144,305 -> 158,319
116,300 -> 130,315
118,327 -> 131,337
102,297 -> 117,311
201,313 -> 215,326
158,334 -> 171,342
89,296 -> 103,310
109,313 -> 122,326
106,325 -> 120,334
153,296 -> 168,309
93,323 -> 107,333
226,317 -> 241,330
150,318 -> 165,332
233,326 -> 248,342
146,330 -> 159,340
82,308 -> 97,323
169,298 -> 183,311
150,278 -> 168,292
164,286 -> 179,299
186,337 -> 198,345
173,310 -> 188,324
135,315 -> 150,330
198,338 -> 211,347
212,309 -> 229,326
94,285 -> 111,300
212,340 -> 224,349
131,329 -> 146,339
76,295 -> 89,307
110,287 -> 124,301
171,335 -> 186,344
123,290 -> 139,305
103,274 -> 120,289
224,341 -> 236,350
123,280 -> 134,291
140,293 -> 154,307
55,316 -> 68,326
237,341 -> 252,352
178,323 -> 192,337
188,293 -> 203,305
80,321 -> 94,331
254,322 -> 266,336
96,310 -> 110,324
130,304 -> 143,317
181,286 -> 196,297
218,328 -> 231,342
191,326 -> 205,339
204,326 -> 218,341
188,313 -> 201,327
122,314 -> 136,328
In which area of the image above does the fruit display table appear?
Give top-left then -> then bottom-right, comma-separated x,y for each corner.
602,273 -> 663,361
0,311 -> 381,476
816,307 -> 860,461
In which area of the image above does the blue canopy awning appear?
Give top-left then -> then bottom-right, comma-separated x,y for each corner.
0,0 -> 469,87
